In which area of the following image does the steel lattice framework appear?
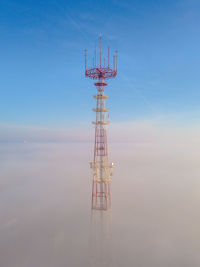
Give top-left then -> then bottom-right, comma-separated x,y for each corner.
85,38 -> 117,210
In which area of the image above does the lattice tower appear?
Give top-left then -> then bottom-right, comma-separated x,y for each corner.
85,38 -> 117,210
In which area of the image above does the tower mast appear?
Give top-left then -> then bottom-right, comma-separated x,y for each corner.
85,38 -> 117,210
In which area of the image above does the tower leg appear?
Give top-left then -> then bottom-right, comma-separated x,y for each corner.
92,181 -> 111,210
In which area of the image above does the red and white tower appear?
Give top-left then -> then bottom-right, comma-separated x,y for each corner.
85,38 -> 118,210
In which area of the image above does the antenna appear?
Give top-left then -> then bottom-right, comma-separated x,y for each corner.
95,46 -> 96,68
85,49 -> 87,73
108,46 -> 110,68
100,36 -> 102,67
84,38 -> 118,210
115,50 -> 118,72
85,37 -> 117,79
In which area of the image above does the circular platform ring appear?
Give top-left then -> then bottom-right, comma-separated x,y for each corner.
94,82 -> 108,87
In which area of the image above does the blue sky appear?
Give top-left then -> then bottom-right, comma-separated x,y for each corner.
1,0 -> 200,129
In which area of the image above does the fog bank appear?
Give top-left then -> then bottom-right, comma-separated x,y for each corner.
0,131 -> 200,266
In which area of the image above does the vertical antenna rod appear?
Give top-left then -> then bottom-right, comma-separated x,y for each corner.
115,50 -> 118,72
100,36 -> 102,68
108,46 -> 110,68
85,49 -> 87,73
95,46 -> 96,68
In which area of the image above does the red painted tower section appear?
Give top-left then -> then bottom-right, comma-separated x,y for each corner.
85,38 -> 118,210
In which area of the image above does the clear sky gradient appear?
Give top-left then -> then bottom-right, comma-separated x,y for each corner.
1,0 -> 200,128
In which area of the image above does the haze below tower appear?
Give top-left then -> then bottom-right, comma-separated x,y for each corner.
0,125 -> 200,266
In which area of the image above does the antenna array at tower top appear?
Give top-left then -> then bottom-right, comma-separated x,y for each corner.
85,37 -> 118,80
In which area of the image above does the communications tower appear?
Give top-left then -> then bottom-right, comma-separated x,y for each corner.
85,38 -> 118,210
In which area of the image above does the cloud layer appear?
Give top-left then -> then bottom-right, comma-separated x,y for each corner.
0,126 -> 200,266
1,117 -> 200,144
